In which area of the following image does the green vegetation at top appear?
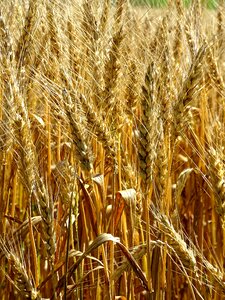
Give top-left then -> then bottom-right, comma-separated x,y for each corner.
130,0 -> 218,9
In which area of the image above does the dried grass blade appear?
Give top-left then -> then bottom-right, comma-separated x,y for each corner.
56,233 -> 149,296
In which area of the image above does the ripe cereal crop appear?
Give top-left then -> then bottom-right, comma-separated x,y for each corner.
0,0 -> 224,299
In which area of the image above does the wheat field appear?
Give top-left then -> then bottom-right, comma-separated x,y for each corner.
0,0 -> 225,299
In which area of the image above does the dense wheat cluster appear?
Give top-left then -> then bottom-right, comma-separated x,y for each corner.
0,0 -> 225,299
